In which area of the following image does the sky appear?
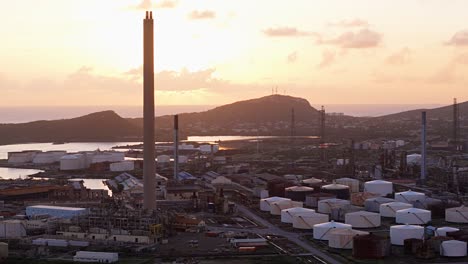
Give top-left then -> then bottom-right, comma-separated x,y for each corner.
1,0 -> 468,107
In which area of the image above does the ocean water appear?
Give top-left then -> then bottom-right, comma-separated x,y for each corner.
0,104 -> 445,123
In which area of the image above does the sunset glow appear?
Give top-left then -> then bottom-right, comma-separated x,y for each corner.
1,0 -> 468,106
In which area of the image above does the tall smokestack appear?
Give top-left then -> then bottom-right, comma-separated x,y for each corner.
143,11 -> 156,210
174,114 -> 179,182
421,111 -> 427,184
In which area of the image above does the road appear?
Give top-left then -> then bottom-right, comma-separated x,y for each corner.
211,203 -> 342,264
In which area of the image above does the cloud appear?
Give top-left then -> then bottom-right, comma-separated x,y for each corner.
321,29 -> 382,49
385,47 -> 411,65
317,50 -> 336,68
132,0 -> 177,10
262,27 -> 313,37
328,19 -> 369,28
446,30 -> 468,46
188,10 -> 216,20
287,51 -> 298,63
454,53 -> 468,64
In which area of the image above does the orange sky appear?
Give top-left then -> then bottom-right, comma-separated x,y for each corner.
1,0 -> 468,106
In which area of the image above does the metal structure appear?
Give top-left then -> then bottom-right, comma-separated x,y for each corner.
421,111 -> 427,184
143,11 -> 156,210
319,106 -> 326,162
174,115 -> 179,182
453,98 -> 459,150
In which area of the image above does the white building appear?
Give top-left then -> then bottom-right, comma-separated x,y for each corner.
73,251 -> 118,263
110,161 -> 134,172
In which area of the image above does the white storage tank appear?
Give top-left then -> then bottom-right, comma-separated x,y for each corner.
110,161 -> 134,172
259,197 -> 290,212
301,177 -> 323,187
281,207 -> 315,224
292,212 -> 329,229
406,154 -> 421,165
364,180 -> 393,196
321,182 -> 350,200
345,211 -> 381,228
395,208 -> 431,225
313,221 -> 352,240
178,155 -> 189,164
328,229 -> 369,249
390,224 -> 424,246
33,151 -> 66,164
364,197 -> 395,212
157,155 -> 170,163
0,220 -> 26,238
435,227 -> 460,237
336,177 -> 360,193
380,202 -> 413,218
270,200 -> 302,215
395,190 -> 425,204
445,206 -> 468,223
60,154 -> 86,170
317,198 -> 351,214
440,240 -> 467,257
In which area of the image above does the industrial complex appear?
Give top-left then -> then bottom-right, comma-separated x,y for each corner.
1,10 -> 468,264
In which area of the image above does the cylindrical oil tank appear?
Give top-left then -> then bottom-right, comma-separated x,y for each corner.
317,198 -> 350,214
267,180 -> 294,197
345,211 -> 381,228
330,205 -> 363,222
380,202 -> 413,218
429,236 -> 452,253
60,154 -> 86,170
259,197 -> 290,211
292,212 -> 329,229
351,192 -> 381,206
395,208 -> 431,225
301,177 -> 325,189
270,200 -> 302,215
390,224 -> 424,246
321,183 -> 350,200
395,190 -> 426,204
305,193 -> 336,208
421,198 -> 444,218
365,197 -> 395,212
336,178 -> 360,193
281,207 -> 314,224
313,221 -> 351,240
353,234 -> 390,259
445,206 -> 468,223
328,229 -> 369,249
157,155 -> 170,163
440,240 -> 467,257
446,230 -> 468,240
404,238 -> 423,254
364,180 -> 393,196
284,186 -> 314,202
435,227 -> 459,237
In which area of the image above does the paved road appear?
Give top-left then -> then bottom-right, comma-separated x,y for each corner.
211,204 -> 342,264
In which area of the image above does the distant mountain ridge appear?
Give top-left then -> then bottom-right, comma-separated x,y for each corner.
0,110 -> 140,145
0,95 -> 466,145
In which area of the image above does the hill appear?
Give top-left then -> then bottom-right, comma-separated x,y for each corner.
376,101 -> 468,121
0,110 -> 140,145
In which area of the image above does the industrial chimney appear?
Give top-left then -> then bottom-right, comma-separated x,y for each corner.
174,114 -> 179,182
421,111 -> 426,184
143,11 -> 156,210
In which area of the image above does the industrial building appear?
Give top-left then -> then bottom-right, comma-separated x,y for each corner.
26,205 -> 88,219
73,251 -> 118,263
